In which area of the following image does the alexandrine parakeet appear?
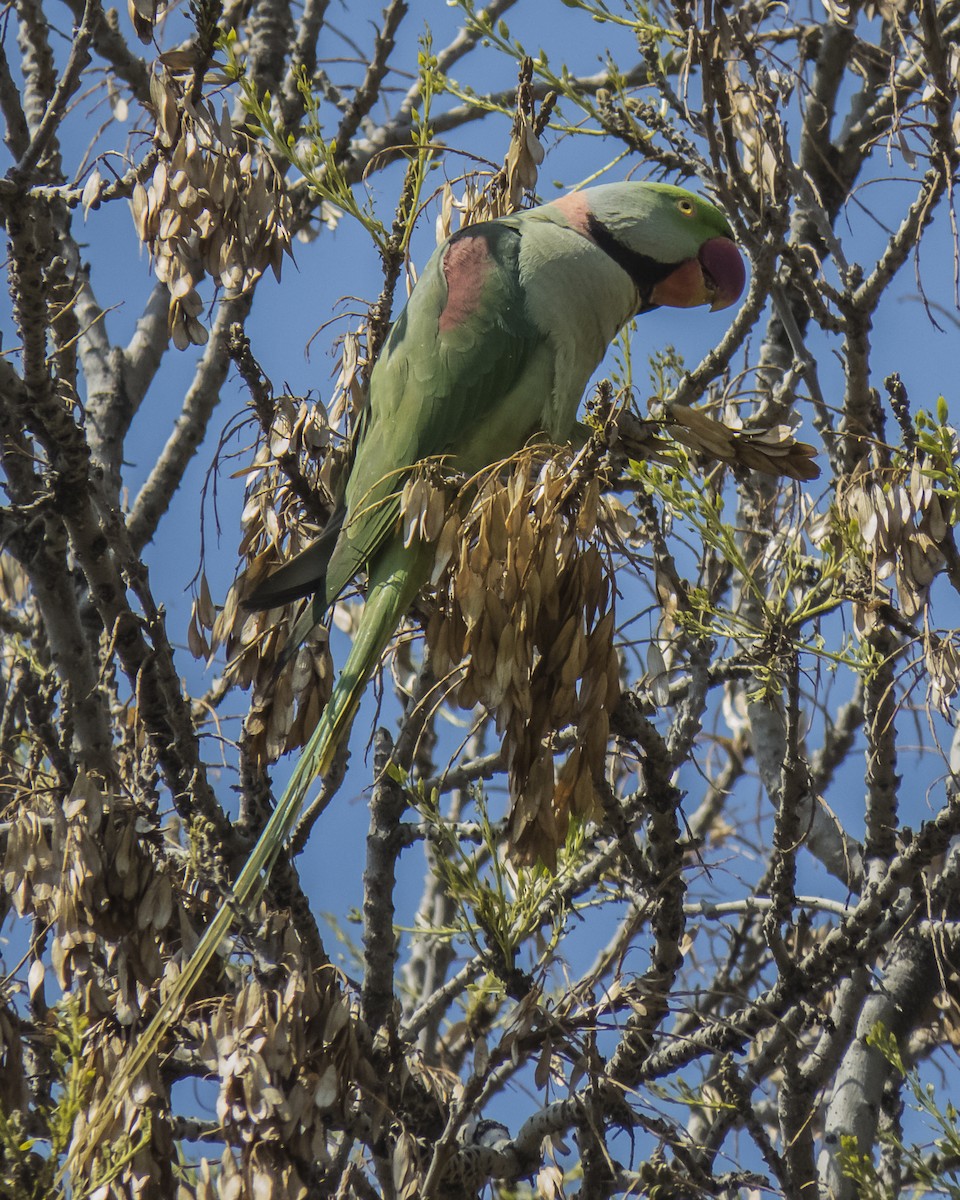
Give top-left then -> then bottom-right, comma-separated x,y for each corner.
83,184 -> 744,1130
246,181 -> 744,805
227,179 -> 744,968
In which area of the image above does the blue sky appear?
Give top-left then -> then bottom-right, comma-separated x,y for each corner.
4,0 -> 960,1179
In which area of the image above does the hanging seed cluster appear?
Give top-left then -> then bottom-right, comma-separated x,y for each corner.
424,450 -> 622,868
616,403 -> 820,481
188,1148 -> 306,1200
2,771 -> 176,1007
432,107 -> 544,238
190,396 -> 346,764
183,937 -> 446,1200
72,1031 -> 177,1197
843,462 -> 950,623
2,771 -> 193,1193
42,793 -> 371,1199
842,461 -> 960,715
725,60 -> 783,197
189,935 -> 366,1197
71,906 -> 366,1197
127,72 -> 292,349
432,172 -> 516,249
193,327 -> 367,765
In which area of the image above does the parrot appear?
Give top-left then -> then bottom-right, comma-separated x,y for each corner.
245,181 -> 744,787
237,181 -> 743,889
77,183 -> 744,1146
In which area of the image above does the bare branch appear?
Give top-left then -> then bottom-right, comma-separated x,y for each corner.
13,0 -> 98,184
128,294 -> 252,552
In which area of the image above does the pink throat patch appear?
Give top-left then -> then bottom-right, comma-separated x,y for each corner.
439,236 -> 492,332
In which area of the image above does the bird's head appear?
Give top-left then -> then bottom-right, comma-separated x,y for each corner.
555,182 -> 746,313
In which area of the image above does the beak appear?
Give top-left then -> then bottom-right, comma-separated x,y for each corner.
650,236 -> 746,311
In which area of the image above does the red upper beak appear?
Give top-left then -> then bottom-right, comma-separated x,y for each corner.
650,236 -> 746,311
699,236 -> 746,311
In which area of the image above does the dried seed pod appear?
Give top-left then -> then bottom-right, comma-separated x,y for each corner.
841,462 -> 948,631
426,447 -> 622,866
132,71 -> 294,347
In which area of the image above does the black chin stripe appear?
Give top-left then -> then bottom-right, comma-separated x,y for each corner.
586,212 -> 681,309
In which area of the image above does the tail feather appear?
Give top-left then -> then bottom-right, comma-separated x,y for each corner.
245,507 -> 346,611
68,540 -> 431,1182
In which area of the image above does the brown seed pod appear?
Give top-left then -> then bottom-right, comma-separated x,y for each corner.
426,447 -> 622,868
132,71 -> 294,349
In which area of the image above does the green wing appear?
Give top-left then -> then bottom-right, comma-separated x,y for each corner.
323,218 -> 553,603
248,217 -> 556,617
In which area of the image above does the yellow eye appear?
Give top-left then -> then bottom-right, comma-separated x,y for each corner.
677,198 -> 695,216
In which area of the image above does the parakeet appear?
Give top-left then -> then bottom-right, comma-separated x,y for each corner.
83,183 -> 744,1125
245,181 -> 744,800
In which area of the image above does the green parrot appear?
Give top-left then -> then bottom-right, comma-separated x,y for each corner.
77,184 -> 743,1142
244,181 -> 744,794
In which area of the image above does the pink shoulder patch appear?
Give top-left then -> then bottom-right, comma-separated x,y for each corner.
439,236 -> 492,333
548,191 -> 593,238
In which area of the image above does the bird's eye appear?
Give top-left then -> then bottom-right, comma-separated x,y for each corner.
677,199 -> 695,216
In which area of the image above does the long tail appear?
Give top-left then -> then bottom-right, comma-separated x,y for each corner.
68,540 -> 430,1180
